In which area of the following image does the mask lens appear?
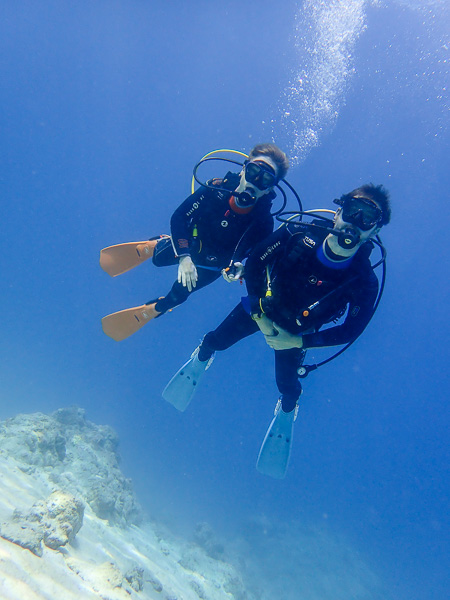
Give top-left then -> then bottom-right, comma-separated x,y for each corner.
245,162 -> 277,190
342,197 -> 382,230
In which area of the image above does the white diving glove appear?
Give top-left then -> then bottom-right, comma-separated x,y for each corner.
178,255 -> 198,292
221,262 -> 244,283
264,323 -> 303,350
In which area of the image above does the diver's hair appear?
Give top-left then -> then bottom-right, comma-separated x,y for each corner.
344,183 -> 391,226
248,143 -> 290,180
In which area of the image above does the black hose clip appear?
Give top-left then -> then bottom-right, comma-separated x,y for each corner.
297,364 -> 318,378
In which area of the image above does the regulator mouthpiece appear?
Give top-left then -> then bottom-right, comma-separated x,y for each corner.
337,227 -> 360,249
234,190 -> 257,208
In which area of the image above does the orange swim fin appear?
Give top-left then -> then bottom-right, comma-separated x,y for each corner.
101,302 -> 160,341
100,239 -> 164,277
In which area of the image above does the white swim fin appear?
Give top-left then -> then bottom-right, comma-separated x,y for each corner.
256,399 -> 298,479
162,347 -> 214,412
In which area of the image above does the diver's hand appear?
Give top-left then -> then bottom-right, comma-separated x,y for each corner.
178,255 -> 198,292
221,262 -> 244,283
253,313 -> 276,336
264,323 -> 303,350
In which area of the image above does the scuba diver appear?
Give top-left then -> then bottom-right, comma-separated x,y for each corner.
162,184 -> 391,479
100,143 -> 289,341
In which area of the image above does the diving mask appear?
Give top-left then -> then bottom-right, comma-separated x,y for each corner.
340,196 -> 382,231
331,207 -> 379,253
244,161 -> 278,191
233,158 -> 278,209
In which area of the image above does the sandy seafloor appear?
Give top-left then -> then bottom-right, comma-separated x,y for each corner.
0,409 -> 390,600
0,442 -> 248,600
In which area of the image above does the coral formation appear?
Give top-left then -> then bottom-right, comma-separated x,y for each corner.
0,406 -> 142,526
0,490 -> 84,556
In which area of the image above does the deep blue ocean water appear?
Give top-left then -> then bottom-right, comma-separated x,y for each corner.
1,1 -> 448,598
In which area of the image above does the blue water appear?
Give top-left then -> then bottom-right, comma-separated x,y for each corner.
1,1 -> 448,598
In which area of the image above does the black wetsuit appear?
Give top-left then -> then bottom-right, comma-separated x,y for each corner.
198,221 -> 379,411
152,172 -> 274,313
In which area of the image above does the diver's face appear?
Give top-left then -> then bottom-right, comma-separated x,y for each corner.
235,156 -> 278,202
334,209 -> 380,243
326,201 -> 382,257
341,196 -> 383,231
334,197 -> 382,242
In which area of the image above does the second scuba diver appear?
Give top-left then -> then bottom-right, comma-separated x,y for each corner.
162,184 -> 391,478
100,143 -> 289,341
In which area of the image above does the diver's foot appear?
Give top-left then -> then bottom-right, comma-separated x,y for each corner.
136,240 -> 158,258
102,302 -> 161,341
143,301 -> 161,320
162,347 -> 215,412
256,400 -> 297,479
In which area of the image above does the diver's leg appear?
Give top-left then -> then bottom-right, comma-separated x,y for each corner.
256,348 -> 305,479
153,268 -> 220,314
152,237 -> 178,267
198,302 -> 259,361
274,348 -> 306,411
163,302 -> 258,411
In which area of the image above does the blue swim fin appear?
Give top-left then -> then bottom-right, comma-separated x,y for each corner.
162,347 -> 214,412
256,400 -> 298,479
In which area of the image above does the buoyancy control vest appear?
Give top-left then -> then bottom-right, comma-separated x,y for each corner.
190,172 -> 274,267
261,222 -> 375,334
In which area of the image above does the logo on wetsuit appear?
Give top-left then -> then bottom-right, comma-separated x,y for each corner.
307,275 -> 323,286
260,240 -> 281,261
302,236 -> 316,248
186,195 -> 205,217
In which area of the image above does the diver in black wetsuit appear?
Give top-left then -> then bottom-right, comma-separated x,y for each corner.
100,144 -> 289,341
147,143 -> 289,318
198,183 -> 391,401
162,183 -> 391,478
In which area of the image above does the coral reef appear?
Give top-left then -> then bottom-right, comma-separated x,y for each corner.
0,406 -> 142,526
0,407 -> 389,600
0,490 -> 84,556
0,408 -> 253,600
